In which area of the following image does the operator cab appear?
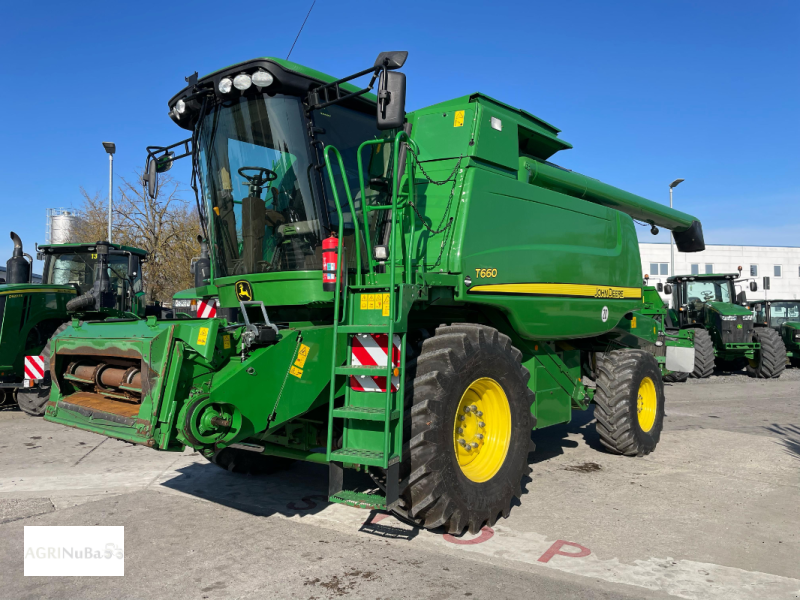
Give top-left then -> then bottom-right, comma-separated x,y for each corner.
753,300 -> 800,329
666,273 -> 741,326
141,53 -> 408,304
38,243 -> 146,314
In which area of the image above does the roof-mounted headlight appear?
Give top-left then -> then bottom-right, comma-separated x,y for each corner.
175,99 -> 186,115
252,70 -> 274,88
233,73 -> 252,91
218,77 -> 233,94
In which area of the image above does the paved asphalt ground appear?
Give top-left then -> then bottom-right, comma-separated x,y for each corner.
0,369 -> 798,599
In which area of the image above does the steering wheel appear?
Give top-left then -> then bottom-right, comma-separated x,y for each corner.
238,166 -> 277,186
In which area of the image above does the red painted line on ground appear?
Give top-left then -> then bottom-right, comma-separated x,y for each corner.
443,526 -> 494,545
537,540 -> 591,563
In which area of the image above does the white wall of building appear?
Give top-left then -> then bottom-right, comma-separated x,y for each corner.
639,243 -> 800,304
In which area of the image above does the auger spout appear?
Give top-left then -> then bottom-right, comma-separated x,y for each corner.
522,158 -> 705,252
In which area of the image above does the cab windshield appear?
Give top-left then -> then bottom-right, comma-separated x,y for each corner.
198,93 -> 322,277
44,252 -> 136,296
768,301 -> 800,328
685,279 -> 733,305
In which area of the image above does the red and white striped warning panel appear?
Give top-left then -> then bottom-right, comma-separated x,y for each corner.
197,298 -> 218,318
350,334 -> 401,392
24,355 -> 45,381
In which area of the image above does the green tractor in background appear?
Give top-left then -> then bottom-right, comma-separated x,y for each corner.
665,273 -> 786,378
751,299 -> 800,368
43,51 -> 707,534
0,233 -> 148,415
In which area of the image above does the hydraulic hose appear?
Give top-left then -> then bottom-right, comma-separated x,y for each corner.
66,292 -> 95,312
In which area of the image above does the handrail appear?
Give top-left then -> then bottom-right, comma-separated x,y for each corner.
322,145 -> 363,284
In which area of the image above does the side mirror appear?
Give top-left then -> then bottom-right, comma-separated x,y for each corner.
664,284 -> 672,295
156,152 -> 175,173
127,253 -> 138,278
750,281 -> 758,292
737,290 -> 747,304
142,159 -> 159,199
376,70 -> 406,130
657,283 -> 663,292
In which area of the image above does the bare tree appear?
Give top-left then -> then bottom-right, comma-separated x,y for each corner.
72,172 -> 201,303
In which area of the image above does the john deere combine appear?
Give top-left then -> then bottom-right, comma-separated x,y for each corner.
0,233 -> 148,415
665,273 -> 786,378
751,299 -> 800,368
44,52 -> 705,533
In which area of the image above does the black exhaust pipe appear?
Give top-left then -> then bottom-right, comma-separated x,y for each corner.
7,232 -> 32,285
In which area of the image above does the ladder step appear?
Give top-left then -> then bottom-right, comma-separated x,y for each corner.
332,406 -> 400,421
329,490 -> 386,510
335,365 -> 394,376
329,448 -> 399,467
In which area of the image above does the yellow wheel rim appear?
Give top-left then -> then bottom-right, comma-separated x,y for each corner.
636,376 -> 657,432
453,377 -> 512,483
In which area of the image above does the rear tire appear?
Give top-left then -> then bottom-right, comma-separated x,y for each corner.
16,322 -> 72,417
206,447 -> 295,475
594,350 -> 665,456
399,324 -> 534,534
663,371 -> 689,383
690,329 -> 715,379
747,328 -> 787,379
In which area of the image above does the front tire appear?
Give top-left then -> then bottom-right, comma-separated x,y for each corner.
206,447 -> 294,475
400,324 -> 534,534
747,328 -> 787,379
691,329 -> 715,379
594,350 -> 665,456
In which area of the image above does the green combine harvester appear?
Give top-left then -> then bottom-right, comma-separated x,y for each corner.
43,52 -> 705,533
751,299 -> 800,368
0,233 -> 148,415
665,273 -> 786,378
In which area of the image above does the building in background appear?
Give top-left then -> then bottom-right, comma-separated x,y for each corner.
45,208 -> 83,245
640,243 -> 800,304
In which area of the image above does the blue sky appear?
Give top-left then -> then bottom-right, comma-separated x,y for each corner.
2,0 -> 798,271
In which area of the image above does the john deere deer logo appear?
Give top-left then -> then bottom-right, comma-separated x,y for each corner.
235,280 -> 253,302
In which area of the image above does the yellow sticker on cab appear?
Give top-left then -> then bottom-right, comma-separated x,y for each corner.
290,366 -> 303,378
223,335 -> 231,349
197,327 -> 209,346
454,110 -> 465,127
382,293 -> 390,316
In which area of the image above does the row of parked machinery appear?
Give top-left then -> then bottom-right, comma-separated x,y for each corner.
2,50 -> 796,534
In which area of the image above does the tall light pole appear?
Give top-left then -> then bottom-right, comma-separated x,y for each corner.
102,142 -> 116,243
669,178 -> 684,277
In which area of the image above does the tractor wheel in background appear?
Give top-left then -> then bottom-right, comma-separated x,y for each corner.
690,329 -> 715,379
714,357 -> 748,373
398,323 -> 534,534
594,349 -> 665,456
663,370 -> 689,383
206,447 -> 295,475
16,322 -> 72,417
747,328 -> 787,379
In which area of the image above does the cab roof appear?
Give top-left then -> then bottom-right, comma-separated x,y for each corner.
667,273 -> 740,283
38,242 -> 147,256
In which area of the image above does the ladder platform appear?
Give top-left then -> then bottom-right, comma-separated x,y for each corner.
329,448 -> 399,467
331,406 -> 400,421
329,490 -> 387,510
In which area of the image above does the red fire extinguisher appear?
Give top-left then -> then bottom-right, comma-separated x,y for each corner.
322,233 -> 338,292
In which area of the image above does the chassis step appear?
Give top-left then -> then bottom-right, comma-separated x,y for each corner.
329,490 -> 387,510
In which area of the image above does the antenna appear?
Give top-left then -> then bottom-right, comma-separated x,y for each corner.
286,0 -> 317,60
